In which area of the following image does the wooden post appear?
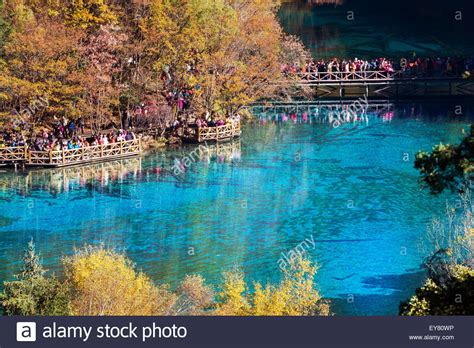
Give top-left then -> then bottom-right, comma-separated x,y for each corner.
198,129 -> 201,143
216,126 -> 219,141
49,149 -> 53,165
62,149 -> 65,164
24,145 -> 28,162
120,141 -> 123,155
101,144 -> 104,158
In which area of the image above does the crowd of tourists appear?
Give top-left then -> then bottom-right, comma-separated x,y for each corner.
0,116 -> 136,152
283,56 -> 473,79
195,118 -> 226,128
0,122 -> 28,148
29,128 -> 137,152
194,114 -> 241,128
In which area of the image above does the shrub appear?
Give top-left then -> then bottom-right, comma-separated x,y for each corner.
173,275 -> 215,315
3,243 -> 330,317
415,125 -> 473,194
64,246 -> 176,316
0,240 -> 70,316
216,268 -> 250,315
216,256 -> 330,316
400,192 -> 473,315
400,265 -> 474,315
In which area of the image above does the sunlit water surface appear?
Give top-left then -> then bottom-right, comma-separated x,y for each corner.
0,104 -> 472,315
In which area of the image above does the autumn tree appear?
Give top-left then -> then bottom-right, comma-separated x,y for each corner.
400,265 -> 474,315
0,3 -> 10,56
64,245 -> 176,316
173,274 -> 215,315
0,3 -> 83,125
139,0 -> 290,121
138,0 -> 211,119
73,25 -> 126,131
62,0 -> 117,29
2,241 -> 332,317
215,268 -> 250,315
279,34 -> 311,67
1,0 -> 299,131
216,256 -> 330,316
192,0 -> 285,118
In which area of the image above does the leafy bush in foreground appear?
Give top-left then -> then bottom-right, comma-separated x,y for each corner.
415,125 -> 473,194
400,193 -> 473,315
400,265 -> 474,315
0,240 -> 70,315
216,257 -> 330,316
64,246 -> 177,316
2,243 -> 329,316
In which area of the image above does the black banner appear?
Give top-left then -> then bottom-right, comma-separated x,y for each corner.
1,316 -> 472,348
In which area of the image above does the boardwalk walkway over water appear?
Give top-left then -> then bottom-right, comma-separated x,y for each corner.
289,71 -> 474,99
182,122 -> 241,143
0,138 -> 142,168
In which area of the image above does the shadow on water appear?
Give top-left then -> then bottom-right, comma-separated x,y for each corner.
330,270 -> 427,316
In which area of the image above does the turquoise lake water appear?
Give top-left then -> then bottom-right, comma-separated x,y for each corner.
0,103 -> 472,315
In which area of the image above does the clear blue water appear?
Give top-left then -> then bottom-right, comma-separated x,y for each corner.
0,104 -> 472,315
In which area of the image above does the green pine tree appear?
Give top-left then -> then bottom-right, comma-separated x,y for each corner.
0,239 -> 70,316
19,239 -> 46,280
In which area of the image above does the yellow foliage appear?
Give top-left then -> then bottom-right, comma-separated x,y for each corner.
174,274 -> 215,315
63,0 -> 117,28
216,257 -> 330,316
64,246 -> 176,316
215,268 -> 250,315
1,5 -> 83,121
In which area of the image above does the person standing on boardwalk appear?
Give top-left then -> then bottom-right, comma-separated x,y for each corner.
68,119 -> 75,137
77,117 -> 85,135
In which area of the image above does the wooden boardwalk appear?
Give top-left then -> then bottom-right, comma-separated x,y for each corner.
182,122 -> 241,143
0,139 -> 142,168
289,71 -> 474,99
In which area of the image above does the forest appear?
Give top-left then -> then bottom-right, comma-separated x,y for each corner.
0,0 -> 305,133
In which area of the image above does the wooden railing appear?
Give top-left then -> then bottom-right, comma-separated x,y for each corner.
185,122 -> 241,143
0,145 -> 28,164
294,70 -> 464,83
0,139 -> 142,167
198,123 -> 240,142
297,71 -> 404,82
